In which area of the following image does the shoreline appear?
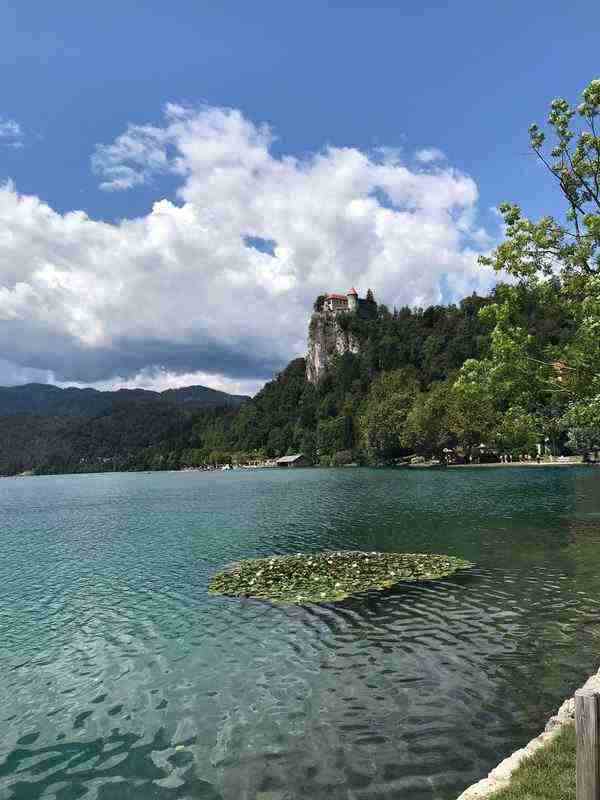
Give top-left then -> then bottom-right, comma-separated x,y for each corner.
2,460 -> 594,479
447,459 -> 586,469
456,667 -> 600,799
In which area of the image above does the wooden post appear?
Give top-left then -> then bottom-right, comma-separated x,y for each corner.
576,689 -> 600,800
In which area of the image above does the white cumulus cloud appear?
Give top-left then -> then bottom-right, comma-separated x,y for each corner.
415,147 -> 446,164
0,104 -> 496,391
0,117 -> 24,148
64,367 -> 263,398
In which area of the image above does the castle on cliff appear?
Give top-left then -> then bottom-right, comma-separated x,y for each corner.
319,288 -> 374,315
323,288 -> 359,313
306,288 -> 376,383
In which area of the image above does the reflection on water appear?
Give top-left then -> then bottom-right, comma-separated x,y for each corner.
1,467 -> 600,799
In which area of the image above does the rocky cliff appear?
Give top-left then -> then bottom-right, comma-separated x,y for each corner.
306,311 -> 361,383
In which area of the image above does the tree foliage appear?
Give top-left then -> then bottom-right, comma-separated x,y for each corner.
466,78 -> 600,450
360,370 -> 419,461
4,82 -> 600,474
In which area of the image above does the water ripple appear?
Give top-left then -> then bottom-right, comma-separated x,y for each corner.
1,467 -> 599,799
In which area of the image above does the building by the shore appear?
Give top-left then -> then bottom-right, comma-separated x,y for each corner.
276,454 -> 309,468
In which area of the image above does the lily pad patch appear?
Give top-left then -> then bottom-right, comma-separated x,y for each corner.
209,550 -> 473,604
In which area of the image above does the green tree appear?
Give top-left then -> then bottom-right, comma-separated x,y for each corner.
300,429 -> 317,463
266,426 -> 286,457
468,79 -> 600,439
317,416 -> 352,457
480,79 -> 600,282
403,381 -> 455,457
314,294 -> 327,312
359,369 -> 419,462
562,393 -> 600,452
495,406 -> 541,456
448,374 -> 499,459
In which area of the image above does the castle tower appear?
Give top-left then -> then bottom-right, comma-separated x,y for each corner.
347,287 -> 358,312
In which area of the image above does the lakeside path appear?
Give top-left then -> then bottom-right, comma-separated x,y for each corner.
457,667 -> 600,799
448,460 -> 587,469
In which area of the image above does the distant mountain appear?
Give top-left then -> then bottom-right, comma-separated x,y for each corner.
0,402 -> 234,476
159,384 -> 249,409
0,381 -> 249,475
0,382 -> 249,417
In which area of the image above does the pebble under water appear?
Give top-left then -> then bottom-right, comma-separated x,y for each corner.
1,466 -> 600,800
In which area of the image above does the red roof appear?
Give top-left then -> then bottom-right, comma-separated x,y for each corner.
347,287 -> 358,296
327,293 -> 348,300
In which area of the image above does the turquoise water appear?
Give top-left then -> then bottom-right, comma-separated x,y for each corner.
1,467 -> 600,800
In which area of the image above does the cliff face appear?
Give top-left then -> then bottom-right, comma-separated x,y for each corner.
306,311 -> 360,383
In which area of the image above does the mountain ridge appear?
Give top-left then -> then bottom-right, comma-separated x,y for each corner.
0,382 -> 250,417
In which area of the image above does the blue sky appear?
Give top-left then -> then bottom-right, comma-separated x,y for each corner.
1,1 -> 599,394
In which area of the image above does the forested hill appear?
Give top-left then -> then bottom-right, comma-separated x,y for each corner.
0,382 -> 249,417
4,80 -> 597,477
227,293 -> 496,462
224,282 -> 576,465
0,283 -> 578,476
0,383 -> 249,476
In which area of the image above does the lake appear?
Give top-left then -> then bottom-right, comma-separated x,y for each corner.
1,466 -> 600,800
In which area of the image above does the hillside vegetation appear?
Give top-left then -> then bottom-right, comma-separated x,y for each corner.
0,279 -> 585,475
221,282 -> 577,465
0,386 -> 242,476
0,382 -> 247,417
2,78 -> 599,476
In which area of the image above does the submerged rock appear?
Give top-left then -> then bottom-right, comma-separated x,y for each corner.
209,550 -> 473,604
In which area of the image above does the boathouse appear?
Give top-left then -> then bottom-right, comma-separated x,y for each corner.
276,454 -> 309,468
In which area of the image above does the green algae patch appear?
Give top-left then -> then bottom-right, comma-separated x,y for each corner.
209,550 -> 474,604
